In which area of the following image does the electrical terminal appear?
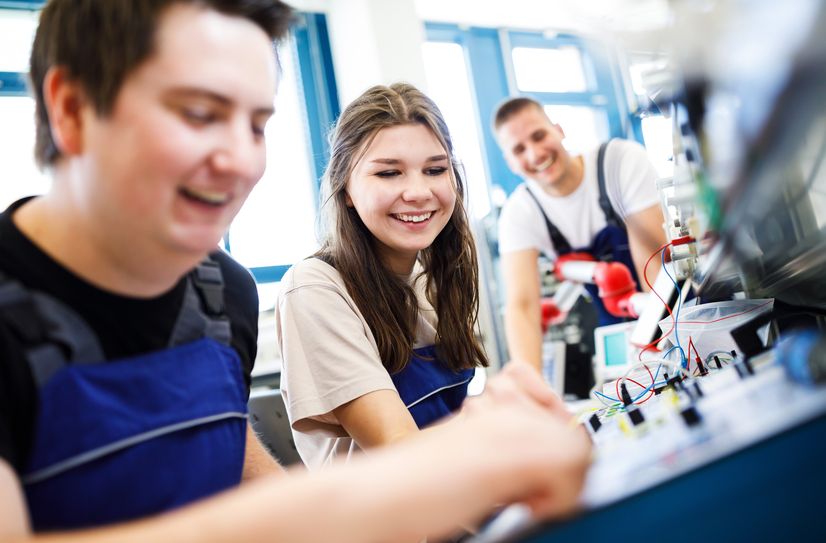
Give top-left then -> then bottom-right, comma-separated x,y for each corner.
667,219 -> 697,278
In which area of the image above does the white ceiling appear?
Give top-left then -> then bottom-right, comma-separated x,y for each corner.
413,0 -> 673,34
286,0 -> 673,35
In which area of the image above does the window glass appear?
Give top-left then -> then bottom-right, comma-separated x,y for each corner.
421,41 -> 491,219
0,9 -> 38,72
512,46 -> 588,93
641,114 -> 674,177
227,40 -> 319,269
544,105 -> 608,154
0,97 -> 50,209
0,9 -> 47,210
253,283 -> 283,376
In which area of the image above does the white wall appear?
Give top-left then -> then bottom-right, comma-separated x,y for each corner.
414,0 -> 671,35
288,0 -> 428,105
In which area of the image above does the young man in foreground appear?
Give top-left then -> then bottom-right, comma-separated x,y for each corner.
0,2 -> 590,541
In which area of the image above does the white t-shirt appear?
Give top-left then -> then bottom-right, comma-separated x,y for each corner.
276,257 -> 438,469
497,139 -> 660,260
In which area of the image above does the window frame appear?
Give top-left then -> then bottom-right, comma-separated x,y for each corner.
425,23 -> 638,197
241,12 -> 340,285
0,0 -> 41,8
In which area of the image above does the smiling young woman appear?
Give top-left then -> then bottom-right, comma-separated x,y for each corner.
276,82 -> 488,470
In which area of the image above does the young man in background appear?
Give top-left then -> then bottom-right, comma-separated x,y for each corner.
494,97 -> 666,371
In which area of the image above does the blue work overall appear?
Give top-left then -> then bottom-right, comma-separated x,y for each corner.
391,345 -> 474,428
0,258 -> 247,531
525,140 -> 641,326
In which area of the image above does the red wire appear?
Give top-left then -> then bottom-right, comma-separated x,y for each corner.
636,242 -> 675,361
635,363 -> 657,404
688,336 -> 703,368
614,365 -> 657,406
636,388 -> 656,405
686,337 -> 696,371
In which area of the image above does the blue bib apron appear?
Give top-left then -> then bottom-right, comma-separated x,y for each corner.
525,139 -> 640,326
0,258 -> 248,531
22,338 -> 247,530
577,225 -> 640,325
390,345 -> 474,428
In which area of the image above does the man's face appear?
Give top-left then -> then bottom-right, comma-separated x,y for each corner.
495,105 -> 572,190
78,4 -> 277,258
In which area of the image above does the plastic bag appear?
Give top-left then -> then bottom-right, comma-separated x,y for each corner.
658,298 -> 774,357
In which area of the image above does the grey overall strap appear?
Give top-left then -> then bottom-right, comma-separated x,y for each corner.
0,275 -> 105,387
596,139 -> 625,229
167,256 -> 231,347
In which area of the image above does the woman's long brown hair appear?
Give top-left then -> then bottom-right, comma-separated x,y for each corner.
316,82 -> 488,374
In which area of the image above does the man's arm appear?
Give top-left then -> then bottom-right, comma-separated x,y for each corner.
241,423 -> 286,481
0,363 -> 590,543
501,249 -> 543,372
625,203 -> 667,290
0,460 -> 28,539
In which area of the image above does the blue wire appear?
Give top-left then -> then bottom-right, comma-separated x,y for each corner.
595,364 -> 666,404
630,364 -> 663,402
661,248 -> 686,367
662,345 -> 682,360
594,391 -> 622,403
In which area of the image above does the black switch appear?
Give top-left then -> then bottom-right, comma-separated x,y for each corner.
620,383 -> 634,406
681,405 -> 702,427
627,406 -> 645,426
588,413 -> 602,433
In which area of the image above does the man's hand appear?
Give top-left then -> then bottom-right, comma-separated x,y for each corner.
452,362 -> 591,520
463,361 -> 571,423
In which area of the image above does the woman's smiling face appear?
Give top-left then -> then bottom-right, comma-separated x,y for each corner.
345,123 -> 456,274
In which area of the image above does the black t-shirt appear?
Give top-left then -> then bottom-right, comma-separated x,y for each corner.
0,198 -> 259,473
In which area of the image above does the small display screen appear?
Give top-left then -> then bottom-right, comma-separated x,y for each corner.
604,331 -> 628,366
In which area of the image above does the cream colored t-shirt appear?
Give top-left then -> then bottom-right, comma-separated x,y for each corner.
276,257 -> 438,469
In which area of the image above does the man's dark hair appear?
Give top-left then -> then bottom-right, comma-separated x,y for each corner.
492,96 -> 546,131
29,0 -> 294,168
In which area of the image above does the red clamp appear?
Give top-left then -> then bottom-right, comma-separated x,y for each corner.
540,298 -> 563,333
553,252 -> 595,282
592,261 -> 637,318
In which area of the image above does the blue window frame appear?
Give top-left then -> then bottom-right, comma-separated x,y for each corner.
0,71 -> 26,95
425,23 -> 636,197
0,0 -> 42,8
243,12 -> 339,286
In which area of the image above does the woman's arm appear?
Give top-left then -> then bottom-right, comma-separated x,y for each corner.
333,389 -> 420,448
